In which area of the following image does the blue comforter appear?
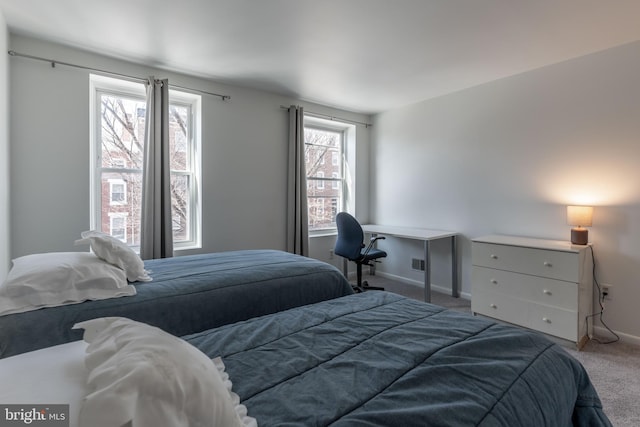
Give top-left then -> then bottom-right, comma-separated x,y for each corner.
185,292 -> 611,426
0,250 -> 352,358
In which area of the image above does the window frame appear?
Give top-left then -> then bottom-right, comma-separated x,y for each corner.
304,118 -> 351,233
89,74 -> 202,251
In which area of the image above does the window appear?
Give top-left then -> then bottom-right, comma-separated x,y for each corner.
109,214 -> 127,242
111,158 -> 126,168
317,171 -> 325,189
90,75 -> 201,250
304,123 -> 346,231
109,179 -> 126,205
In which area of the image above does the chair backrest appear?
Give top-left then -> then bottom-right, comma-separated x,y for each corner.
334,212 -> 365,261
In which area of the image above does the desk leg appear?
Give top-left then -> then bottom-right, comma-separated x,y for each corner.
343,258 -> 348,279
424,240 -> 431,303
368,233 -> 377,276
451,235 -> 459,298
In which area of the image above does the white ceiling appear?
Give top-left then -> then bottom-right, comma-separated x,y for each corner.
2,0 -> 640,114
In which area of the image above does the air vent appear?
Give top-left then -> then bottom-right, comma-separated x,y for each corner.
411,258 -> 425,271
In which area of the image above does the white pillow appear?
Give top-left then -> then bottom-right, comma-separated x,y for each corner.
75,230 -> 152,282
0,252 -> 135,316
73,317 -> 256,427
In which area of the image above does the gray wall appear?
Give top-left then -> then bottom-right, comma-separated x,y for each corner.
7,35 -> 371,261
0,11 -> 9,278
371,41 -> 640,342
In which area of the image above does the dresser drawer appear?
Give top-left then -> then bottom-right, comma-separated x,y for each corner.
472,242 -> 579,282
473,291 -> 578,341
471,292 -> 526,328
527,303 -> 578,342
472,266 -> 578,311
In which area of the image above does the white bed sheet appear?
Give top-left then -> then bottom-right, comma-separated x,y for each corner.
0,340 -> 87,427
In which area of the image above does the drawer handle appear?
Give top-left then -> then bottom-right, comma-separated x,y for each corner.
542,317 -> 551,323
490,279 -> 498,284
489,304 -> 497,309
543,261 -> 552,267
490,254 -> 498,259
543,289 -> 552,295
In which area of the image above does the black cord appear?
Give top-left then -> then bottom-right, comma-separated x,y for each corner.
584,245 -> 619,344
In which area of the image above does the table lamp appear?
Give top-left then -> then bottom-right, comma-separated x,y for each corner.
566,205 -> 593,245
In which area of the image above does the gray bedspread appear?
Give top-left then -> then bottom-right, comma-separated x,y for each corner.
185,291 -> 611,426
0,250 -> 352,358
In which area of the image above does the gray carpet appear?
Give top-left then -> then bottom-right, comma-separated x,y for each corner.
360,274 -> 640,426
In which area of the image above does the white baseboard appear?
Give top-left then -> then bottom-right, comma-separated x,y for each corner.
593,325 -> 640,347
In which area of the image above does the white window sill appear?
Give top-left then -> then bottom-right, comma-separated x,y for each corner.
310,230 -> 338,238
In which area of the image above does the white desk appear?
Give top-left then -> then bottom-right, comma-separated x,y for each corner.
361,225 -> 459,303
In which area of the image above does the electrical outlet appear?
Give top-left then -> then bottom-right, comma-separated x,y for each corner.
601,284 -> 613,301
329,249 -> 334,260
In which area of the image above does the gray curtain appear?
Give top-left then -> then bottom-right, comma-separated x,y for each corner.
286,105 -> 309,256
140,77 -> 174,260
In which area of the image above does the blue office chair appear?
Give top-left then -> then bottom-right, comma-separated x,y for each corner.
334,212 -> 387,292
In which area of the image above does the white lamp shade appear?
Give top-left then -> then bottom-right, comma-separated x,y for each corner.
566,206 -> 593,227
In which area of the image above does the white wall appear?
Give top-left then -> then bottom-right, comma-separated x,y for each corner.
0,11 -> 9,278
7,35 -> 371,262
372,41 -> 640,341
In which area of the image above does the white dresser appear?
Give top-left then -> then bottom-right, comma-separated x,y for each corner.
471,235 -> 593,349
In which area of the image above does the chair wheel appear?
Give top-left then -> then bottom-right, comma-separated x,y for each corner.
359,281 -> 384,292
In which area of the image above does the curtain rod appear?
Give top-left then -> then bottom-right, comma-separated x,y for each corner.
281,105 -> 372,128
7,50 -> 231,101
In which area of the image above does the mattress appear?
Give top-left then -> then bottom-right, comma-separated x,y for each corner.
0,249 -> 353,358
0,341 -> 88,427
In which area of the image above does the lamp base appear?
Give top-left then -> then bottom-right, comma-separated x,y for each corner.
571,228 -> 588,245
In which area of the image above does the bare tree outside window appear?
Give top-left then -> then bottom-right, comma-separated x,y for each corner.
97,92 -> 193,246
305,127 -> 344,230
